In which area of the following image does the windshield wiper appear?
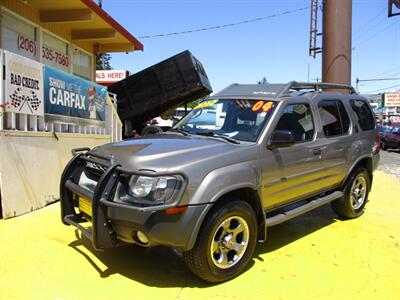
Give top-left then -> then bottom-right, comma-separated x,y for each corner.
195,131 -> 240,144
166,128 -> 191,136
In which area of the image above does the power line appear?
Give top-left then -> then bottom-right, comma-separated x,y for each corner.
372,67 -> 400,77
364,84 -> 400,94
356,77 -> 400,92
137,6 -> 309,39
354,19 -> 400,47
353,7 -> 386,41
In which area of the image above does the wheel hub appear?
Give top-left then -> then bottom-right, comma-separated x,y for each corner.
210,216 -> 249,269
351,175 -> 367,210
222,234 -> 235,249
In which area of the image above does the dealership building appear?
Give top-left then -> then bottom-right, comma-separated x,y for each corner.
0,0 -> 143,218
366,92 -> 400,125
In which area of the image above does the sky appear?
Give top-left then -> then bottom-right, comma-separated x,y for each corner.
104,0 -> 400,95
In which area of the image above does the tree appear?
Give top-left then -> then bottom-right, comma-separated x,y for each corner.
257,77 -> 268,84
96,53 -> 112,70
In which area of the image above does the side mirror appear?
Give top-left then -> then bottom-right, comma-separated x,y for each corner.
267,130 -> 295,149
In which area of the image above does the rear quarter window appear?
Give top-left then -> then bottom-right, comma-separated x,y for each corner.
318,100 -> 350,137
350,99 -> 375,131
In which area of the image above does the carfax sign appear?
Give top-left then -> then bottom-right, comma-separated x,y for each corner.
44,66 -> 106,121
5,51 -> 44,116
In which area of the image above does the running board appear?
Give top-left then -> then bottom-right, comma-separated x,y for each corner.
266,191 -> 343,227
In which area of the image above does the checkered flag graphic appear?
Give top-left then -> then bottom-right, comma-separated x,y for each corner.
10,88 -> 23,108
29,91 -> 41,111
10,88 -> 42,113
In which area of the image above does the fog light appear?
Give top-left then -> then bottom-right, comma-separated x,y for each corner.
136,231 -> 149,244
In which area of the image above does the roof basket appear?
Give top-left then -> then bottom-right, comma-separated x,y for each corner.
278,81 -> 357,96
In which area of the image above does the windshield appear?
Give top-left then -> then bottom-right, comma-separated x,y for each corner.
174,98 -> 276,142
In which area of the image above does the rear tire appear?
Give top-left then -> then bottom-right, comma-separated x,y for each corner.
183,200 -> 257,283
331,166 -> 370,219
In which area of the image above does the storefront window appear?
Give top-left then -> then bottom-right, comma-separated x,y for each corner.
73,49 -> 92,80
42,32 -> 70,72
1,11 -> 38,61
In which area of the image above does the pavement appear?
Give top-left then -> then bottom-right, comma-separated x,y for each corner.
378,149 -> 400,181
0,170 -> 399,300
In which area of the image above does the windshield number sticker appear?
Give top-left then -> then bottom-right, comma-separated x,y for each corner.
252,101 -> 273,113
194,99 -> 218,110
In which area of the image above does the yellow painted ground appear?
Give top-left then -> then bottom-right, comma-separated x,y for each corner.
0,171 -> 399,300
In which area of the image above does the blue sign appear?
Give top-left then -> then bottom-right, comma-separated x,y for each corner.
44,66 -> 106,121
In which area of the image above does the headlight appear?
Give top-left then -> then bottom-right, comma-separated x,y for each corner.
114,175 -> 183,205
131,176 -> 153,197
79,170 -> 97,193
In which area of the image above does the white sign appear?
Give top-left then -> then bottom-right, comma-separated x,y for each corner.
384,93 -> 400,107
5,51 -> 44,116
96,70 -> 127,83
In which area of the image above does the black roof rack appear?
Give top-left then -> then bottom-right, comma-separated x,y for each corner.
213,83 -> 288,99
278,81 -> 357,96
213,81 -> 357,100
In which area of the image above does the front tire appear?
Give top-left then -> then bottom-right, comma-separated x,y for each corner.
331,166 -> 370,219
183,200 -> 257,283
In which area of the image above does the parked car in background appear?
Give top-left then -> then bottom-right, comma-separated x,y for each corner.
141,107 -> 193,135
381,125 -> 400,150
151,107 -> 192,127
378,125 -> 392,140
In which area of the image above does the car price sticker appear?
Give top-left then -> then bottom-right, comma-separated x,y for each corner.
252,101 -> 274,113
194,99 -> 218,109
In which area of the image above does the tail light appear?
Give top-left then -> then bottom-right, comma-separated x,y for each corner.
373,133 -> 380,154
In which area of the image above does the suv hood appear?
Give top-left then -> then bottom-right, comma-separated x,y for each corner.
91,133 -> 256,172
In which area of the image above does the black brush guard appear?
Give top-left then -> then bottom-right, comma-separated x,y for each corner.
60,147 -> 188,250
60,147 -> 119,250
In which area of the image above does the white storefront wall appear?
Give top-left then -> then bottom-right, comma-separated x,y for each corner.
1,8 -> 93,80
0,9 -> 123,218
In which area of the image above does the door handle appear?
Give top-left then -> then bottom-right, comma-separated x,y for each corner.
312,148 -> 322,155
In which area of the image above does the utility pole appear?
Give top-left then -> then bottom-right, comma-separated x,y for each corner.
322,0 -> 352,88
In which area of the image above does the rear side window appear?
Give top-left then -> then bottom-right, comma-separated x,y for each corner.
318,100 -> 351,137
350,99 -> 375,131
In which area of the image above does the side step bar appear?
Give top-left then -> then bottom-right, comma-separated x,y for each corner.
266,191 -> 343,227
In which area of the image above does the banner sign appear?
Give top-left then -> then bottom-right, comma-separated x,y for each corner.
5,51 -> 44,116
96,70 -> 127,83
44,66 -> 106,121
384,93 -> 400,108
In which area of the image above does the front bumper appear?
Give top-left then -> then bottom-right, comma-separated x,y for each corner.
60,148 -> 204,251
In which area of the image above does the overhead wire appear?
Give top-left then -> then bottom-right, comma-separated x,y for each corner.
353,19 -> 400,47
364,84 -> 400,94
352,6 -> 387,41
137,6 -> 309,39
372,67 -> 400,78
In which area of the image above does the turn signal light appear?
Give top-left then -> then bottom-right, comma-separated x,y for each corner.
165,206 -> 188,215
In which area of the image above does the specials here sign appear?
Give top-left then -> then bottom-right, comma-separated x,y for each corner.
44,66 -> 106,121
96,70 -> 127,84
5,51 -> 44,116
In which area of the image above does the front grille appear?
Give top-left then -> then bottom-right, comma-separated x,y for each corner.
85,162 -> 107,178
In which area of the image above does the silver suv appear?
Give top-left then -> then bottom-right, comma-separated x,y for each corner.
60,81 -> 380,283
